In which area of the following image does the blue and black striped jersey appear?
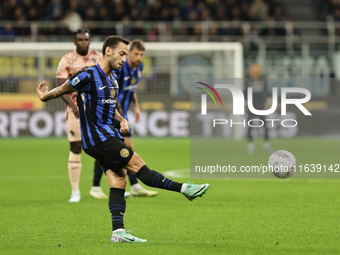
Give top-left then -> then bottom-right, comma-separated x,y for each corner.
69,63 -> 123,149
116,60 -> 144,120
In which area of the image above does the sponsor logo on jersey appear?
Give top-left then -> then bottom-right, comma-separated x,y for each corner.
102,98 -> 117,104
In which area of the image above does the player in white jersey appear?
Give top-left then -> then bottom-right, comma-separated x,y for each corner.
56,28 -> 102,202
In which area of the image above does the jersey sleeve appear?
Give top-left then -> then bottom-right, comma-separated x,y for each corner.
56,56 -> 69,79
140,62 -> 144,72
69,69 -> 92,92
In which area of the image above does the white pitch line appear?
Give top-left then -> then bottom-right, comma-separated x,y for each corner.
163,168 -> 190,178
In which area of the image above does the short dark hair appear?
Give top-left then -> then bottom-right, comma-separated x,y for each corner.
72,28 -> 91,39
102,36 -> 130,55
129,39 -> 145,51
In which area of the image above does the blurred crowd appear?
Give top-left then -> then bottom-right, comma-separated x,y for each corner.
0,0 -> 287,41
318,0 -> 340,22
0,0 -> 286,22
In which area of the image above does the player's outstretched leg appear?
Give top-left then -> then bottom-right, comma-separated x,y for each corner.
123,137 -> 157,197
135,165 -> 210,201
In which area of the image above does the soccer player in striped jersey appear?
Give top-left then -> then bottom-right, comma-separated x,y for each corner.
93,39 -> 157,197
37,35 -> 210,243
56,28 -> 102,202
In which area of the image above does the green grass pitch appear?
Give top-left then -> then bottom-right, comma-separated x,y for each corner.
0,137 -> 340,254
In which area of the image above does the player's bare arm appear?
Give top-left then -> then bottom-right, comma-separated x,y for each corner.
132,92 -> 141,123
37,80 -> 76,102
116,102 -> 123,116
57,78 -> 79,118
114,109 -> 129,135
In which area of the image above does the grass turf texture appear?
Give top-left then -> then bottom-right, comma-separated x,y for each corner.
0,137 -> 339,254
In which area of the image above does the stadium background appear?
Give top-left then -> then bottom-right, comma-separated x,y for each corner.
1,1 -> 340,254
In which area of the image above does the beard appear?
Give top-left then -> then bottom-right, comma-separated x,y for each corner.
109,61 -> 119,71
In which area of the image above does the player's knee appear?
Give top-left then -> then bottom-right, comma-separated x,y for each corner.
70,142 -> 82,154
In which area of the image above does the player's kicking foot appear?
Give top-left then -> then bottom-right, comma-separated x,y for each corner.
182,182 -> 210,201
90,186 -> 107,199
130,184 -> 158,197
111,230 -> 147,243
69,191 -> 81,202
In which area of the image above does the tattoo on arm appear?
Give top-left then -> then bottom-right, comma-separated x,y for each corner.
45,81 -> 76,101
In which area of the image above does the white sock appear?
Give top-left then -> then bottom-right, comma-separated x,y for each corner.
113,228 -> 125,232
180,183 -> 188,193
91,186 -> 102,191
71,191 -> 80,196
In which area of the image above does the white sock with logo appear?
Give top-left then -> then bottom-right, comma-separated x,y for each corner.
180,183 -> 188,193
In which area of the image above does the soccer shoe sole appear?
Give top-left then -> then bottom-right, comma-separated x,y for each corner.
186,184 -> 210,201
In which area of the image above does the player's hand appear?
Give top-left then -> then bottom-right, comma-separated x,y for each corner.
37,81 -> 48,102
134,106 -> 141,123
119,119 -> 129,135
